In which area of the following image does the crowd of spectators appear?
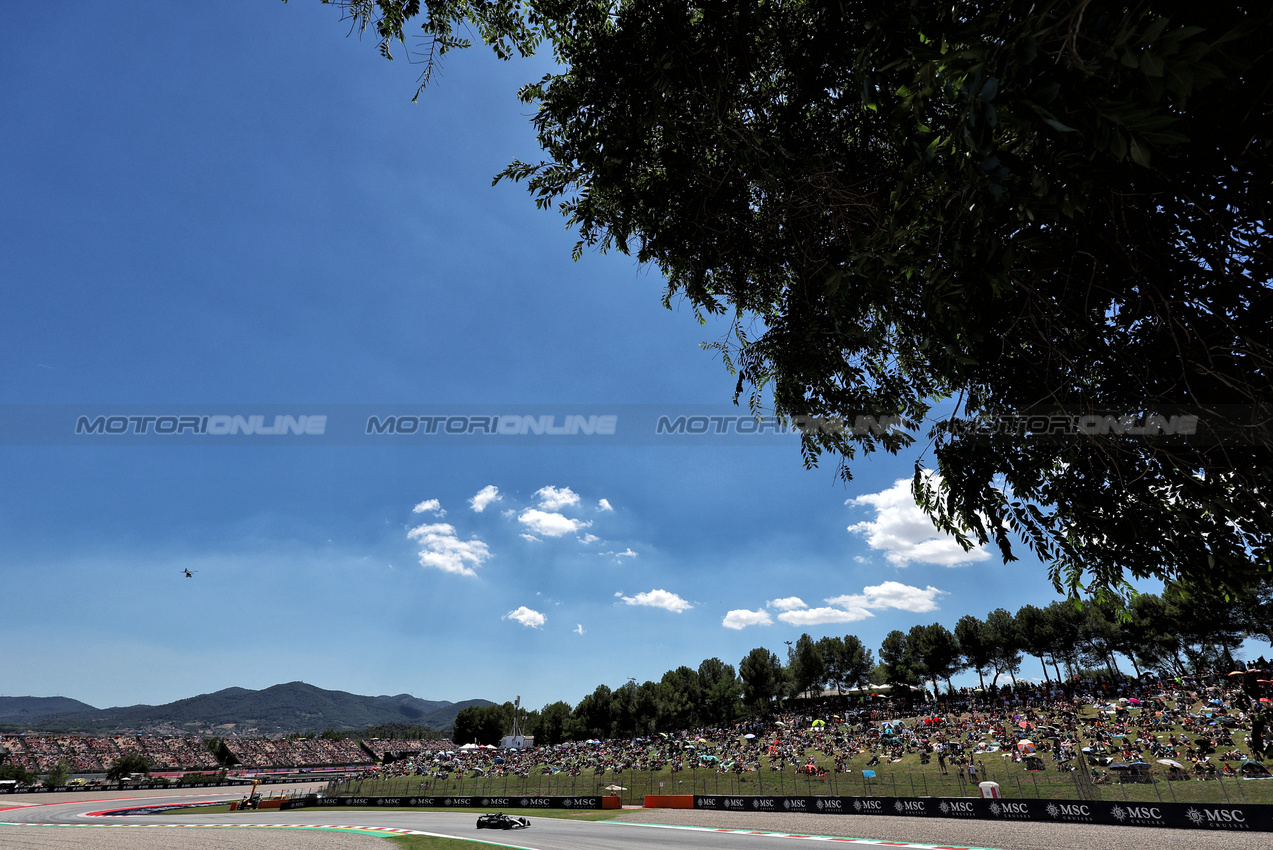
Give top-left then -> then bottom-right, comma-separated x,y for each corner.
0,733 -> 371,774
0,734 -> 219,774
361,739 -> 453,762
341,669 -> 1272,789
222,736 -> 370,769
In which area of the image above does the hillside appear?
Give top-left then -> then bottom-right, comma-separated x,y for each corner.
2,683 -> 491,736
0,696 -> 98,725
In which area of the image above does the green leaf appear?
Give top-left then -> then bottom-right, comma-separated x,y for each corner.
1110,131 -> 1128,160
823,270 -> 845,296
1140,50 -> 1164,77
1017,35 -> 1038,64
1129,138 -> 1151,167
1042,117 -> 1077,133
1139,17 -> 1170,46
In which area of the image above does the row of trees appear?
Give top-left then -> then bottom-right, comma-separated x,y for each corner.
884,589 -> 1272,698
451,589 -> 1271,746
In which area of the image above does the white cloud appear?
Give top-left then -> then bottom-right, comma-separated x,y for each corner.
847,477 -> 991,566
469,485 -> 502,513
742,581 -> 945,625
824,592 -> 868,609
723,609 -> 773,630
777,606 -> 874,626
855,581 -> 945,613
520,533 -> 540,543
614,548 -> 637,558
579,533 -> 599,544
574,624 -> 585,636
412,499 -> 446,516
619,589 -> 693,613
518,509 -> 591,538
597,498 -> 613,512
504,606 -> 546,628
407,522 -> 490,578
535,486 -> 581,511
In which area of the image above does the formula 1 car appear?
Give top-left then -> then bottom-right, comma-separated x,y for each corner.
476,813 -> 531,830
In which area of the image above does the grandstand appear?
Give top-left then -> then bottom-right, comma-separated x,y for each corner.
0,733 -> 375,775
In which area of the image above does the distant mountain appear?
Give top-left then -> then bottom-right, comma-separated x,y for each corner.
0,696 -> 98,725
2,683 -> 492,736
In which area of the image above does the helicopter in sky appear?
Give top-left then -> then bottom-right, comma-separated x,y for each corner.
182,569 -> 197,578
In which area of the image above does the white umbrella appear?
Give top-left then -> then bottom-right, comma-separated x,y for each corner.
1157,758 -> 1185,769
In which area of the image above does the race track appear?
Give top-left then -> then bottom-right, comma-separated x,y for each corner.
2,785 -> 1269,850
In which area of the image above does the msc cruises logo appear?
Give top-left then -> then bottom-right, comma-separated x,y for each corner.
1187,806 -> 1249,829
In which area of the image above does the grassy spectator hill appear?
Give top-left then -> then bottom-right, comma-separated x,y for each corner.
0,682 -> 491,736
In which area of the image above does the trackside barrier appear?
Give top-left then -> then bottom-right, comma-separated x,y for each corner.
645,795 -> 695,809
692,795 -> 1273,832
283,794 -> 609,811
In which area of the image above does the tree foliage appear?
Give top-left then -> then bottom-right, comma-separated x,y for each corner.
313,0 -> 1273,600
983,607 -> 1023,685
452,703 -> 510,745
0,763 -> 35,785
818,634 -> 874,694
954,614 -> 991,690
787,633 -> 827,697
739,646 -> 784,710
908,622 -> 961,694
106,753 -> 154,781
697,657 -> 742,725
44,759 -> 72,787
878,629 -> 919,687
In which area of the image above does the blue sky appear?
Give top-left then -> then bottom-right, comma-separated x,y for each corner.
0,1 -> 1086,712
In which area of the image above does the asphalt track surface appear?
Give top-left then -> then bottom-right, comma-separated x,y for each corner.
1,784 -> 1268,850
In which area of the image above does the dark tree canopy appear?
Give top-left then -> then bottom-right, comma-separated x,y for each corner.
309,0 -> 1273,598
106,753 -> 153,781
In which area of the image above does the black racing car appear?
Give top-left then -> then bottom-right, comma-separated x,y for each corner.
476,812 -> 531,830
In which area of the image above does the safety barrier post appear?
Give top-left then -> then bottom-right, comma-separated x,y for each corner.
1215,771 -> 1232,804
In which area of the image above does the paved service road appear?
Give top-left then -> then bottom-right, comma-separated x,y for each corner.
3,786 -> 1271,850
